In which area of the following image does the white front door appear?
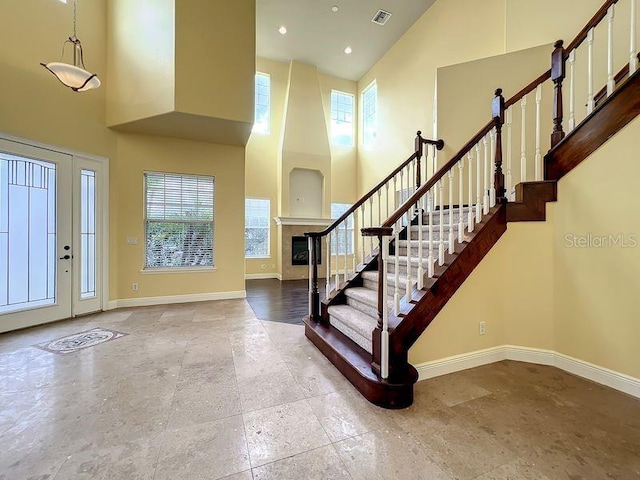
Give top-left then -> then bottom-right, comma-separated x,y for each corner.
0,138 -> 106,333
0,139 -> 73,332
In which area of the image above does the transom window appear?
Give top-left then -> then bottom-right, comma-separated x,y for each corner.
330,90 -> 355,147
330,203 -> 354,255
144,172 -> 214,269
245,198 -> 270,258
253,73 -> 271,135
362,81 -> 377,146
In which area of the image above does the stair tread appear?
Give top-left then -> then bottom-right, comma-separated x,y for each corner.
328,304 -> 377,340
344,287 -> 379,307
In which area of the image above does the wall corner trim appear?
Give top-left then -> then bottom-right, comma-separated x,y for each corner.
414,345 -> 640,399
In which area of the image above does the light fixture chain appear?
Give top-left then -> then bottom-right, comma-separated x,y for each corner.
73,0 -> 77,38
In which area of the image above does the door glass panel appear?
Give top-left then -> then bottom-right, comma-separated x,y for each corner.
80,169 -> 96,299
0,153 -> 57,314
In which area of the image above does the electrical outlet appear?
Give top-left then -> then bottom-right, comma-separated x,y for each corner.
132,283 -> 139,291
479,321 -> 486,336
125,237 -> 139,245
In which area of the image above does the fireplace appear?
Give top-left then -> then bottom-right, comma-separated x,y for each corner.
291,236 -> 321,266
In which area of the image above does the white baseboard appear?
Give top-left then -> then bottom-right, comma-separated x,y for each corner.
112,290 -> 246,309
415,345 -> 640,399
245,273 -> 281,280
415,347 -> 506,380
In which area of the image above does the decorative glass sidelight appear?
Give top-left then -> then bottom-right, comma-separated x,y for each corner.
80,169 -> 96,299
0,154 -> 57,313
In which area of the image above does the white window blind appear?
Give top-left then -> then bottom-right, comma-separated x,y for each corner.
245,198 -> 270,258
144,172 -> 214,268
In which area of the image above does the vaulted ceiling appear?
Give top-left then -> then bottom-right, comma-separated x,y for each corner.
256,0 -> 437,81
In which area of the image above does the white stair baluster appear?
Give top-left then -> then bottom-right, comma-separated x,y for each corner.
587,28 -> 595,113
607,5 -> 615,96
483,136 -> 490,215
399,169 -> 404,210
568,50 -> 576,132
428,189 -> 434,278
377,190 -> 382,226
439,180 -> 445,266
326,235 -> 331,297
385,182 -> 390,218
417,192 -> 424,289
360,204 -> 366,264
458,161 -> 464,242
393,176 -> 398,211
333,230 -> 340,288
489,130 -> 496,208
535,84 -> 543,181
343,221 -> 348,283
394,220 -> 401,316
368,197 -> 374,256
467,151 -> 475,232
631,0 -> 637,74
405,208 -> 413,303
506,107 -> 513,200
475,144 -> 482,224
448,170 -> 455,254
351,213 -> 356,272
381,234 -> 390,380
520,96 -> 527,183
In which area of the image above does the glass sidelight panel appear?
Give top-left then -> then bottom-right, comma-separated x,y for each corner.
80,169 -> 96,299
0,154 -> 57,314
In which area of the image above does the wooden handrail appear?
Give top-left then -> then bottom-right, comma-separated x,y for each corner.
306,133 -> 444,238
504,69 -> 552,109
306,151 -> 417,238
369,119 -> 496,232
564,0 -> 619,54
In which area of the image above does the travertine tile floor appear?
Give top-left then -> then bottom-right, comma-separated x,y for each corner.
1,299 -> 639,479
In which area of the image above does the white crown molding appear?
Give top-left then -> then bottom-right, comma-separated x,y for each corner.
414,345 -> 640,399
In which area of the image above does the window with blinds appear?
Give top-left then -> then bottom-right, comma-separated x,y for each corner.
144,172 -> 214,269
245,198 -> 270,258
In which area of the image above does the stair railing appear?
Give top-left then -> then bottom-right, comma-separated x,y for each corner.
305,133 -> 444,321
363,92 -> 505,380
503,0 -> 638,197
363,0 -> 639,380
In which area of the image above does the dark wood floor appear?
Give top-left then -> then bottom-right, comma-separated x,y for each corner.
246,279 -> 324,324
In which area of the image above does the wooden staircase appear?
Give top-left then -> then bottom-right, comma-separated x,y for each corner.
304,0 -> 640,409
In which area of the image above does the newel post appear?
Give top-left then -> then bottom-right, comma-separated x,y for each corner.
492,88 -> 507,203
415,131 -> 424,190
551,40 -> 566,148
306,234 -> 320,321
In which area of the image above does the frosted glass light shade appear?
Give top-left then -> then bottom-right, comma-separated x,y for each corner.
41,62 -> 101,92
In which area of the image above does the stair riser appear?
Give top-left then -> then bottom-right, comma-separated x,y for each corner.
329,316 -> 372,354
346,296 -> 379,318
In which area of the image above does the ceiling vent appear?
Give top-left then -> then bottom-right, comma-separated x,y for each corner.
371,9 -> 392,25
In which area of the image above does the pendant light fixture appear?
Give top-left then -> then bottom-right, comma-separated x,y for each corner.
41,0 -> 100,92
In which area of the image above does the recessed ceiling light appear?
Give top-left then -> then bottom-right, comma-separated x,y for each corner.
279,26 -> 287,35
331,5 -> 339,12
344,46 -> 352,54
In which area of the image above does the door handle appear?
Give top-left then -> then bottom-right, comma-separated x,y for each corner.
59,255 -> 71,260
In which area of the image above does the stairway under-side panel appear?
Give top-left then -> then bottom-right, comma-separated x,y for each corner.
392,204 -> 508,355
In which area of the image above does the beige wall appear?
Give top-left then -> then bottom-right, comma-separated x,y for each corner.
1,0 -> 249,303
115,133 -> 246,299
107,0 -> 175,126
552,117 -> 640,378
245,58 -> 358,276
